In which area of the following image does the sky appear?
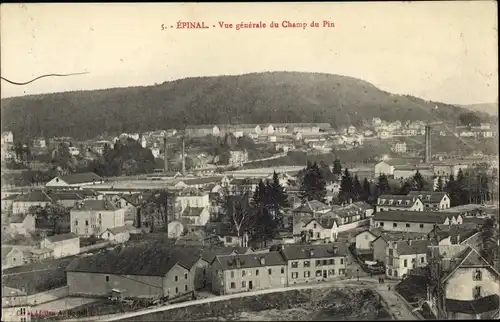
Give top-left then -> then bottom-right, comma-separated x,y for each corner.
0,2 -> 498,105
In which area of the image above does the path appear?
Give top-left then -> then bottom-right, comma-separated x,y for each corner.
32,297 -> 99,313
62,278 -> 419,322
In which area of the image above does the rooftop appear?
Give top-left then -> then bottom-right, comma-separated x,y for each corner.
373,210 -> 460,224
13,190 -> 53,202
58,172 -> 103,185
281,243 -> 348,260
216,251 -> 286,270
407,191 -> 448,203
46,233 -> 79,243
72,199 -> 118,211
181,207 -> 207,217
292,200 -> 330,213
392,239 -> 432,255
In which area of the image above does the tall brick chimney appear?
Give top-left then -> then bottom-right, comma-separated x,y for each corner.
424,125 -> 431,163
181,136 -> 186,175
163,138 -> 168,172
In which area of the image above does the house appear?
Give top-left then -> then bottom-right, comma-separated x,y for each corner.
355,229 -> 383,252
45,172 -> 104,189
228,150 -> 249,166
372,118 -> 382,126
167,220 -> 185,239
1,194 -> 19,213
228,178 -> 261,196
12,190 -> 55,215
186,125 -> 221,137
392,141 -> 407,153
1,246 -> 25,270
427,246 -> 500,319
393,165 -> 433,180
181,207 -> 210,229
290,123 -> 321,134
432,163 -> 468,177
175,188 -> 210,216
8,213 -> 36,235
70,199 -> 125,237
49,191 -> 85,208
427,224 -> 479,247
385,239 -> 431,279
1,286 -> 31,322
228,124 -> 262,136
66,244 -> 208,298
280,243 -> 348,285
376,195 -> 424,212
40,233 -> 80,259
371,211 -> 464,233
210,251 -> 287,295
407,191 -> 451,210
291,200 -> 331,227
293,218 -> 335,243
371,230 -> 428,263
109,194 -> 140,225
261,124 -> 275,135
100,226 -> 130,244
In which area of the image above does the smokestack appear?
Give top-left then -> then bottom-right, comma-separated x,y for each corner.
425,125 -> 431,163
163,138 -> 168,172
181,136 -> 186,175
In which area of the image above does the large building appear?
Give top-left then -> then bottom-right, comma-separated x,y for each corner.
66,244 -> 209,299
70,199 -> 125,236
45,172 -> 104,189
406,191 -> 451,211
385,239 -> 431,279
371,211 -> 464,233
376,195 -> 424,212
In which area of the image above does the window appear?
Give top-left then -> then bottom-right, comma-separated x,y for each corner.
329,259 -> 334,265
316,260 -> 321,266
304,261 -> 310,267
419,224 -> 424,228
473,270 -> 482,281
184,273 -> 188,280
473,286 -> 481,299
313,223 -> 317,229
230,282 -> 236,289
106,275 -> 110,282
393,223 -> 398,228
420,257 -> 425,263
316,232 -> 320,238
256,269 -> 259,276
322,260 -> 327,265
291,261 -> 298,268
406,223 -> 410,228
388,269 -> 392,276
340,258 -> 344,265
268,268 -> 272,275
394,270 -> 398,277
380,222 -> 385,227
175,287 -> 178,294
175,276 -> 178,282
281,267 -> 285,274
403,259 -> 408,268
185,285 -> 188,291
74,220 -> 78,226
304,271 -> 310,278
85,220 -> 89,226
242,281 -> 247,288
291,272 -> 298,279
242,270 -> 246,277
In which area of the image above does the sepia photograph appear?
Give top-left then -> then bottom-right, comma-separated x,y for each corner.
1,2 -> 498,321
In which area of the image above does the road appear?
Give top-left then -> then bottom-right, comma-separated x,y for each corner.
62,277 -> 419,322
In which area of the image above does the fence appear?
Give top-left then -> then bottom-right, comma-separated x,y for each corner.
27,286 -> 69,306
80,241 -> 110,253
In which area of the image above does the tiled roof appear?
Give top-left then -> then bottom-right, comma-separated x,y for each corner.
446,294 -> 499,314
73,199 -> 118,211
281,243 -> 347,260
230,178 -> 262,185
373,211 -> 458,224
216,251 -> 286,270
183,177 -> 222,186
49,191 -> 84,201
106,226 -> 130,235
59,172 -> 103,185
407,191 -> 448,203
46,233 -> 79,243
66,243 -> 203,276
202,246 -> 253,263
393,239 -> 431,255
377,195 -> 419,208
176,187 -> 207,197
14,190 -> 53,202
429,224 -> 479,244
9,213 -> 30,224
292,200 -> 330,213
381,158 -> 421,166
181,207 -> 207,217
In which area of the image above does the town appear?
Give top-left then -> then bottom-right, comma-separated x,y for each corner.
1,116 -> 499,321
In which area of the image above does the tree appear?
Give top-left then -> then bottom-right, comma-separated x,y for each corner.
338,168 -> 353,205
29,203 -> 70,235
299,162 -> 327,203
362,178 -> 372,202
332,158 -> 342,176
229,193 -> 253,247
399,179 -> 414,195
319,161 -> 334,183
479,218 -> 498,265
444,174 -> 459,206
353,174 -> 363,202
413,170 -> 426,191
375,174 -> 390,197
267,171 -> 289,228
436,176 -> 444,192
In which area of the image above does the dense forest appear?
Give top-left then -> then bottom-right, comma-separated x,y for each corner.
1,72 -> 490,141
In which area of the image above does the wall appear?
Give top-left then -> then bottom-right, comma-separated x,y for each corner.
190,258 -> 209,290
372,238 -> 388,263
355,231 -> 377,251
67,272 -> 164,298
334,219 -> 370,235
71,209 -> 123,236
445,267 -> 500,301
26,286 -> 69,305
287,257 -> 347,285
48,238 -> 80,259
373,220 -> 436,233
2,248 -> 24,269
219,264 -> 287,295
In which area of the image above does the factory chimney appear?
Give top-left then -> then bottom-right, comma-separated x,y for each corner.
424,125 -> 431,163
163,137 -> 168,172
181,136 -> 186,175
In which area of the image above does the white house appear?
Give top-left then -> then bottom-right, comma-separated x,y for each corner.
385,239 -> 431,279
181,207 -> 210,228
371,211 -> 464,233
46,172 -> 104,189
355,229 -> 382,252
70,199 -> 125,237
261,124 -> 275,135
407,191 -> 451,210
293,218 -> 335,243
12,190 -> 54,215
8,213 -> 36,235
100,226 -> 130,244
40,233 -> 80,259
376,195 -> 424,212
175,188 -> 210,215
